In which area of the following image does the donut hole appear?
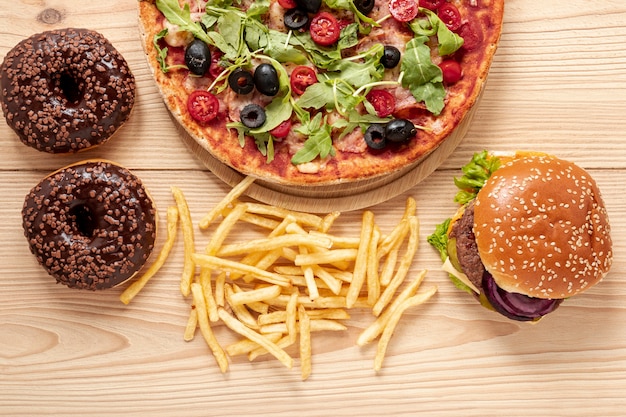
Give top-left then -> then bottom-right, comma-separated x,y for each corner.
69,203 -> 97,237
55,72 -> 84,105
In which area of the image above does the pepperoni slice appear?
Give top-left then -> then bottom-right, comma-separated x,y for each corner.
458,21 -> 483,51
309,12 -> 341,46
290,65 -> 317,95
389,0 -> 419,22
187,90 -> 219,123
366,89 -> 396,118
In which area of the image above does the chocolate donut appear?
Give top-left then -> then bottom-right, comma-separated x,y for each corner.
22,160 -> 157,290
0,28 -> 135,153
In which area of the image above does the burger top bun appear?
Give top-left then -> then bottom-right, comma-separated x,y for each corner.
473,154 -> 613,299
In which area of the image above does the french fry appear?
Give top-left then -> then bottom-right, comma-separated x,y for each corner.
294,248 -> 358,266
227,284 -> 282,306
373,286 -> 437,372
319,211 -> 341,233
225,283 -> 259,329
171,186 -> 196,297
366,225 -> 381,306
216,233 -> 332,258
226,333 -> 282,357
244,202 -> 324,229
218,307 -> 294,369
205,202 -> 248,255
357,270 -> 428,346
199,267 -> 219,322
214,271 -> 226,307
192,254 -> 291,287
199,176 -> 255,230
298,305 -> 312,380
191,283 -> 229,373
183,304 -> 197,341
372,216 -> 420,316
346,210 -> 375,308
286,291 -> 299,344
120,205 -> 179,304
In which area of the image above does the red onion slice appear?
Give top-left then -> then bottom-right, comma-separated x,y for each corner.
482,272 -> 562,321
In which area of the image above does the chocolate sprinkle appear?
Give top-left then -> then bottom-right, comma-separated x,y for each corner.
0,28 -> 135,153
22,161 -> 157,290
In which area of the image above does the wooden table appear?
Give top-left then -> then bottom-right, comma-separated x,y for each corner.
1,1 -> 625,415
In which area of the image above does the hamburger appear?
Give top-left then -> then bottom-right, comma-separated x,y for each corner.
428,151 -> 613,321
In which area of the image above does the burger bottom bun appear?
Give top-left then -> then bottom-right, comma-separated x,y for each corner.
473,155 -> 613,299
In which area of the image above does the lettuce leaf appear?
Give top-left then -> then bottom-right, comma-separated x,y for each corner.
453,150 -> 501,204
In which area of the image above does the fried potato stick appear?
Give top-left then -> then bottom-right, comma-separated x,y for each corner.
120,206 -> 179,304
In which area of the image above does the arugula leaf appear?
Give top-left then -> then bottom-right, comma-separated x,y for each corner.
453,150 -> 501,204
401,36 -> 446,115
153,29 -> 171,73
410,8 -> 464,56
156,0 -> 213,45
291,113 -> 335,164
324,0 -> 378,34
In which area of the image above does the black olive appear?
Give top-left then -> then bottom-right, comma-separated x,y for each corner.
381,45 -> 401,69
295,0 -> 321,13
354,0 -> 375,15
253,63 -> 280,96
240,104 -> 266,128
184,39 -> 211,76
364,124 -> 387,150
385,119 -> 416,143
228,68 -> 255,94
283,8 -> 310,31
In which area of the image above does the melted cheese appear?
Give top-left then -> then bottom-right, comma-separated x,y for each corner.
442,256 -> 480,294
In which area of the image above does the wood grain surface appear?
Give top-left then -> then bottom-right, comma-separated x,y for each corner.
1,1 -> 625,416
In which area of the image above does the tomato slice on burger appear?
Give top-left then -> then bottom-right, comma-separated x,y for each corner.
366,89 -> 396,118
187,90 -> 219,123
290,66 -> 317,95
389,0 -> 419,22
309,12 -> 341,46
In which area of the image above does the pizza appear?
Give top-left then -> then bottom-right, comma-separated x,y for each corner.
138,0 -> 504,185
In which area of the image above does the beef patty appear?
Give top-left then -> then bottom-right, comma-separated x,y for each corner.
449,200 -> 484,289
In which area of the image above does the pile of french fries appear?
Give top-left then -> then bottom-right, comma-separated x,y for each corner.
120,176 -> 437,379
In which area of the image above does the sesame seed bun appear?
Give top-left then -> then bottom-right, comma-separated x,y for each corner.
473,155 -> 613,299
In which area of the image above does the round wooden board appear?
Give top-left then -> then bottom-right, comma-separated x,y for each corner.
177,95 -> 479,213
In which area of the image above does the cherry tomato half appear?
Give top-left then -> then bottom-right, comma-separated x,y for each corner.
366,89 -> 396,118
309,12 -> 341,46
277,0 -> 297,8
439,59 -> 462,84
418,0 -> 443,11
437,3 -> 462,31
389,0 -> 419,22
290,65 -> 317,95
269,119 -> 292,138
187,90 -> 219,123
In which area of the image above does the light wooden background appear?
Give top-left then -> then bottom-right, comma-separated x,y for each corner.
1,1 -> 625,416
